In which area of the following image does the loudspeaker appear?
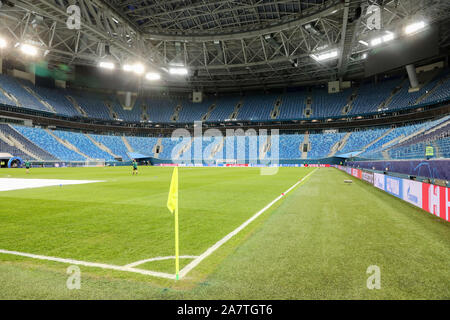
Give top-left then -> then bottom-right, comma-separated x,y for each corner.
193,91 -> 203,103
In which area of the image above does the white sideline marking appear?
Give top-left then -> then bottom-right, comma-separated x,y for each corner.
125,255 -> 199,268
178,169 -> 317,279
0,178 -> 104,192
0,249 -> 176,280
0,169 -> 316,280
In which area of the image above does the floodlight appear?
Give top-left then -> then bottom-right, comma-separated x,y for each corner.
133,63 -> 145,74
370,32 -> 395,47
169,67 -> 188,75
20,43 -> 38,56
123,63 -> 145,74
358,40 -> 368,46
404,21 -> 426,35
98,61 -> 115,69
145,72 -> 161,80
310,50 -> 338,62
0,38 -> 7,49
370,37 -> 382,46
382,33 -> 395,42
123,64 -> 133,72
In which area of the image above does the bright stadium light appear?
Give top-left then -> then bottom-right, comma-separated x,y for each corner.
358,40 -> 369,46
123,63 -> 145,74
123,64 -> 133,72
404,21 -> 426,35
370,32 -> 394,47
133,63 -> 145,74
0,38 -> 7,49
310,49 -> 338,62
382,33 -> 395,42
98,61 -> 115,70
370,37 -> 382,46
169,67 -> 188,75
20,44 -> 38,56
145,72 -> 161,81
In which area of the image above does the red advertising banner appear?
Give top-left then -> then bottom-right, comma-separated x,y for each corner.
351,168 -> 362,179
422,183 -> 449,221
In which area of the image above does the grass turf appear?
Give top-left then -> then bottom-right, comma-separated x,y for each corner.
0,167 -> 448,299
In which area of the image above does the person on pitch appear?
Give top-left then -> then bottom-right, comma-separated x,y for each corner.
132,159 -> 138,175
25,160 -> 31,174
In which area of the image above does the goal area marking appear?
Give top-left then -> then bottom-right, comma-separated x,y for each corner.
0,169 -> 316,280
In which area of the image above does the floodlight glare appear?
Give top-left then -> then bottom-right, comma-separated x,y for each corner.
310,50 -> 338,62
123,63 -> 145,74
20,44 -> 38,56
370,37 -> 382,46
169,67 -> 188,75
358,40 -> 369,46
404,21 -> 426,35
382,33 -> 395,42
123,64 -> 133,72
133,63 -> 145,74
370,32 -> 395,47
0,38 -> 7,49
98,61 -> 115,70
145,72 -> 161,81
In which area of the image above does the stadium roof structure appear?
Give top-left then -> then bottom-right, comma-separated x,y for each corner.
1,0 -> 450,92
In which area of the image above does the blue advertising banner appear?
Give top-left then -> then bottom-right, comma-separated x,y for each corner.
384,175 -> 403,199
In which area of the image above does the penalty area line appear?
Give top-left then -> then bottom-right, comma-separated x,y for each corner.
178,168 -> 317,279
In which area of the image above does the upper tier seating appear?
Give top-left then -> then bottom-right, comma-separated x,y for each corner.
108,97 -> 141,122
237,94 -> 278,121
311,88 -> 351,118
1,69 -> 450,123
278,91 -> 308,120
350,77 -> 403,115
30,85 -> 81,117
66,90 -> 111,120
0,75 -> 49,112
421,75 -> 450,104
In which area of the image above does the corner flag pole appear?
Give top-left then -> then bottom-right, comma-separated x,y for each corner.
175,196 -> 179,280
167,167 -> 180,280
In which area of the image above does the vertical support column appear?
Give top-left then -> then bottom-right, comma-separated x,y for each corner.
406,64 -> 419,89
0,58 -> 3,74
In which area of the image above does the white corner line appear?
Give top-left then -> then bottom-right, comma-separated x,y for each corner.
125,255 -> 199,268
178,169 -> 317,279
0,249 -> 176,280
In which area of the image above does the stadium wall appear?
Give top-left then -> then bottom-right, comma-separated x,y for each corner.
336,166 -> 449,223
346,159 -> 450,181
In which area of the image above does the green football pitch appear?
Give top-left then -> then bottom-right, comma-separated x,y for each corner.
0,166 -> 448,299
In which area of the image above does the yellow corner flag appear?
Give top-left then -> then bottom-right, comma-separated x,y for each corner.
167,167 -> 179,280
